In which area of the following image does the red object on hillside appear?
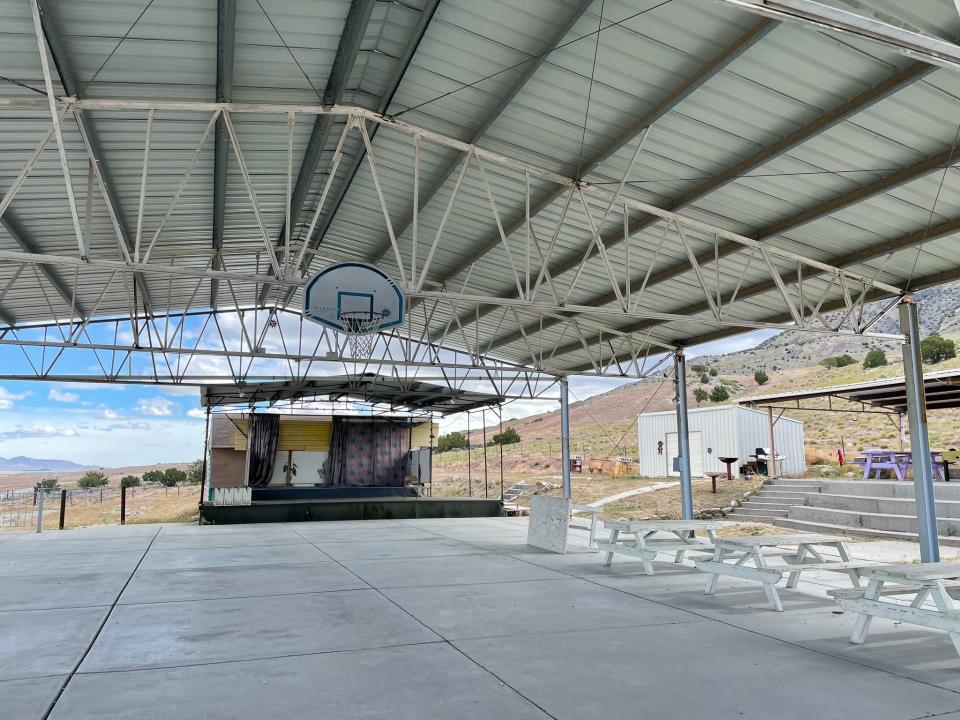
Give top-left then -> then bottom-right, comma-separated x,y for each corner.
837,448 -> 845,467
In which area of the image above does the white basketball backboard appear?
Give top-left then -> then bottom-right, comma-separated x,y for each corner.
303,262 -> 405,332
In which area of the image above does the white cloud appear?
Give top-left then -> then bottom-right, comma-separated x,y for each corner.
49,387 -> 80,403
187,408 -> 207,419
0,424 -> 80,440
0,386 -> 31,410
137,397 -> 175,417
100,407 -> 123,420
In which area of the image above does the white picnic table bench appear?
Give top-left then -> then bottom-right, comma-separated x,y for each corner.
693,534 -> 872,612
828,563 -> 960,655
596,519 -> 727,575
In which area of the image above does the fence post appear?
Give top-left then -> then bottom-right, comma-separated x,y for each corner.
120,484 -> 127,526
58,488 -> 66,530
35,489 -> 45,533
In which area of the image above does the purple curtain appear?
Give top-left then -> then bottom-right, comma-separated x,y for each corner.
247,414 -> 279,487
330,419 -> 410,486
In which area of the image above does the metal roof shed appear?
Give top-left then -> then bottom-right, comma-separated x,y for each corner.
637,404 -> 805,479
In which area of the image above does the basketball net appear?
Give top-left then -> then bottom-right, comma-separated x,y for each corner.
339,311 -> 384,358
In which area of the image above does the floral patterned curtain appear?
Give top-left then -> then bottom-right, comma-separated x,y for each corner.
330,419 -> 411,486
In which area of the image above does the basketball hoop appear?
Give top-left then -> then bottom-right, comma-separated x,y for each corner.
339,310 -> 384,358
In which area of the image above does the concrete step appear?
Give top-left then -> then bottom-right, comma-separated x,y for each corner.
726,512 -> 786,523
806,492 -> 960,519
754,491 -> 816,501
767,481 -> 823,490
730,507 -> 789,518
816,480 -> 960,501
772,516 -> 960,547
744,495 -> 806,505
788,505 -> 960,536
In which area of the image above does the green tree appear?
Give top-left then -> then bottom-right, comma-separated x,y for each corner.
160,467 -> 187,486
699,373 -> 709,384
753,369 -> 769,385
693,387 -> 709,404
120,475 -> 140,489
186,459 -> 204,485
709,385 -> 730,403
437,431 -> 468,453
690,363 -> 707,374
921,334 -> 956,364
77,471 -> 109,488
34,478 -> 60,492
489,427 -> 521,446
862,347 -> 888,370
709,368 -> 718,377
821,353 -> 856,369
142,469 -> 166,485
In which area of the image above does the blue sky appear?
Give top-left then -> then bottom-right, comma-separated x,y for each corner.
0,313 -> 774,466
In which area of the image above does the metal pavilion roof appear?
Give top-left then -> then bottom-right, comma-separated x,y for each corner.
740,367 -> 960,413
2,0 -> 960,385
200,374 -> 503,414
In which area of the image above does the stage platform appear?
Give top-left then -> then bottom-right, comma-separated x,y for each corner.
201,496 -> 504,524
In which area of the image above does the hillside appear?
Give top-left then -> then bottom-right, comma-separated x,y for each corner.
436,283 -> 960,482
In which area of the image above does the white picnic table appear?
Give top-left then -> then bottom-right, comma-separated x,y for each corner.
829,562 -> 960,655
693,534 -> 870,612
596,519 -> 727,575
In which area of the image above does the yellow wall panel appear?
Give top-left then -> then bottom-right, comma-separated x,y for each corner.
233,419 -> 331,451
410,422 -> 438,448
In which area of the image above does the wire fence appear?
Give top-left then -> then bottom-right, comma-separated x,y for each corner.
0,483 -> 201,533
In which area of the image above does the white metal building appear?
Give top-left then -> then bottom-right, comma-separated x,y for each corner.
637,405 -> 805,479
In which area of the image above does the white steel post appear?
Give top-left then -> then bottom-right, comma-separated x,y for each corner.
560,377 -> 572,500
674,350 -> 694,520
900,295 -> 940,563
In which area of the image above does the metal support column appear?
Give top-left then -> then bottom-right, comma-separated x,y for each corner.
674,351 -> 694,520
767,406 -> 779,478
560,377 -> 572,500
900,296 -> 939,562
466,411 -> 472,497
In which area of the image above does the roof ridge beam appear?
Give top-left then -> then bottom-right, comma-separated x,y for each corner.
210,0 -> 237,308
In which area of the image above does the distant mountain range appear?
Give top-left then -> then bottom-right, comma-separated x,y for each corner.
0,456 -> 95,472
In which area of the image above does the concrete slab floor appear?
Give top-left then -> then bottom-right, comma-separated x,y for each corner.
1,518 -> 959,720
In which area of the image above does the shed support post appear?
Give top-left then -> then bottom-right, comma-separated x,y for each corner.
466,411 -> 472,497
674,351 -> 693,520
561,377 -> 572,500
198,407 -> 211,524
767,406 -> 779,478
900,295 -> 939,563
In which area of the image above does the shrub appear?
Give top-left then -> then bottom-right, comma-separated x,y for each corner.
821,353 -> 856,368
120,475 -> 140,488
921,334 -> 956,364
709,385 -> 730,403
489,427 -> 520,446
709,368 -> 718,377
693,387 -> 709,404
77,471 -> 108,488
690,363 -> 708,374
142,469 -> 166,485
34,478 -> 60,492
437,431 -> 468,453
862,347 -> 887,369
160,467 -> 187,486
186,459 -> 204,485
753,369 -> 769,385
699,373 -> 709,384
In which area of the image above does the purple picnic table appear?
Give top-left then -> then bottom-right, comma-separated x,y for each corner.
849,449 -> 946,481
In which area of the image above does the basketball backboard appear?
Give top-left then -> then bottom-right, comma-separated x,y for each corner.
303,262 -> 405,333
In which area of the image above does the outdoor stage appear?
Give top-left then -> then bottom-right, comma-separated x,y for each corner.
200,495 -> 504,524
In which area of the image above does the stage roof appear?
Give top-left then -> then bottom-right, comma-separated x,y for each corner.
200,375 -> 503,415
3,1 -> 960,380
740,368 -> 960,413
